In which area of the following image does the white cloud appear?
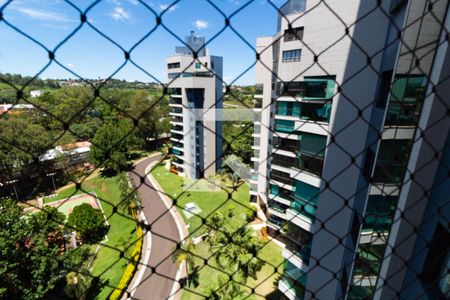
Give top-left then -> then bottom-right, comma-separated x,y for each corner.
67,63 -> 75,68
194,19 -> 209,30
14,6 -> 71,22
159,3 -> 177,11
110,6 -> 130,21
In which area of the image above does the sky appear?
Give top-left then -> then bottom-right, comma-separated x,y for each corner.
0,0 -> 286,85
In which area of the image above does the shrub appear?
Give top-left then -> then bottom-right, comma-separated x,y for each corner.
67,203 -> 109,244
109,213 -> 143,300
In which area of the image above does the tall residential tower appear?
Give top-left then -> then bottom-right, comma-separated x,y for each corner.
253,0 -> 450,299
167,32 -> 223,179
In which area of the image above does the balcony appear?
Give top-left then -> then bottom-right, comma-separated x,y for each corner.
362,195 -> 396,233
170,107 -> 183,114
270,184 -> 294,201
171,116 -> 183,123
169,98 -> 182,106
282,222 -> 312,263
171,133 -> 184,141
385,75 -> 426,126
353,244 -> 384,277
172,148 -> 183,156
255,83 -> 263,95
270,170 -> 293,186
171,125 -> 183,132
276,101 -> 300,117
268,200 -> 289,214
278,278 -> 305,300
372,139 -> 410,184
254,98 -> 263,109
290,198 -> 316,223
267,214 -> 286,228
299,102 -> 332,123
295,153 -> 324,177
281,261 -> 307,299
272,154 -> 296,169
168,87 -> 182,95
173,157 -> 184,165
276,76 -> 336,101
274,137 -> 298,153
275,120 -> 296,133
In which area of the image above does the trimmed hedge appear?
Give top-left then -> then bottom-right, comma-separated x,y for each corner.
109,209 -> 143,300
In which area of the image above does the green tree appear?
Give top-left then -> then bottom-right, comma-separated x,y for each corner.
90,119 -> 132,173
207,274 -> 244,300
67,203 -> 109,244
203,211 -> 265,298
0,200 -> 90,299
128,91 -> 170,142
172,242 -> 199,288
117,172 -> 140,213
222,121 -> 253,165
0,115 -> 52,176
64,271 -> 90,300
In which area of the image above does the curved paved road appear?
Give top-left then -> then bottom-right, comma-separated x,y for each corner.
128,155 -> 181,300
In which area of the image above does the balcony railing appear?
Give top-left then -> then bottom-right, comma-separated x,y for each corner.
295,152 -> 324,177
172,142 -> 183,149
276,77 -> 336,100
268,215 -> 285,227
272,154 -> 296,169
290,198 -> 317,222
171,133 -> 183,140
273,137 -> 298,152
254,98 -> 263,109
270,173 -> 293,185
255,83 -> 263,95
172,149 -> 183,156
171,116 -> 183,123
283,238 -> 311,265
299,102 -> 332,123
268,200 -> 289,213
171,125 -> 183,132
169,98 -> 182,105
168,87 -> 182,95
171,107 -> 183,114
275,120 -> 296,133
270,185 -> 294,202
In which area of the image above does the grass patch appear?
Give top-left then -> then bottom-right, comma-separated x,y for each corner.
151,164 -> 285,299
151,164 -> 252,237
180,240 -> 284,300
46,175 -> 139,300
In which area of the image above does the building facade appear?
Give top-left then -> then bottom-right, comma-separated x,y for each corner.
252,0 -> 450,299
167,32 -> 223,179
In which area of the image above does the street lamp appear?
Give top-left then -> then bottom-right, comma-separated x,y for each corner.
5,179 -> 19,201
46,172 -> 57,198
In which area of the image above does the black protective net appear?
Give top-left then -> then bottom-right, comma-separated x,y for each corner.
0,0 -> 449,300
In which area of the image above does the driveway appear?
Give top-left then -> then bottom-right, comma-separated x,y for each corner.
128,155 -> 182,300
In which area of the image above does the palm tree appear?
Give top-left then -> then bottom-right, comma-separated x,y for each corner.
118,172 -> 139,214
172,242 -> 199,288
205,212 -> 266,288
64,271 -> 90,300
207,274 -> 244,300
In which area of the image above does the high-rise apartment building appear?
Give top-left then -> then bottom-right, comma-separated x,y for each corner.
252,0 -> 450,299
167,32 -> 223,179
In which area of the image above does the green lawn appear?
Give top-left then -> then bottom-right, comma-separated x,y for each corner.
151,165 -> 253,237
151,164 -> 285,299
44,184 -> 86,203
46,175 -> 139,300
180,239 -> 284,300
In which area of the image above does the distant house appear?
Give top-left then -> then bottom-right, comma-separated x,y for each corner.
40,141 -> 91,166
30,90 -> 43,98
0,103 -> 34,115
